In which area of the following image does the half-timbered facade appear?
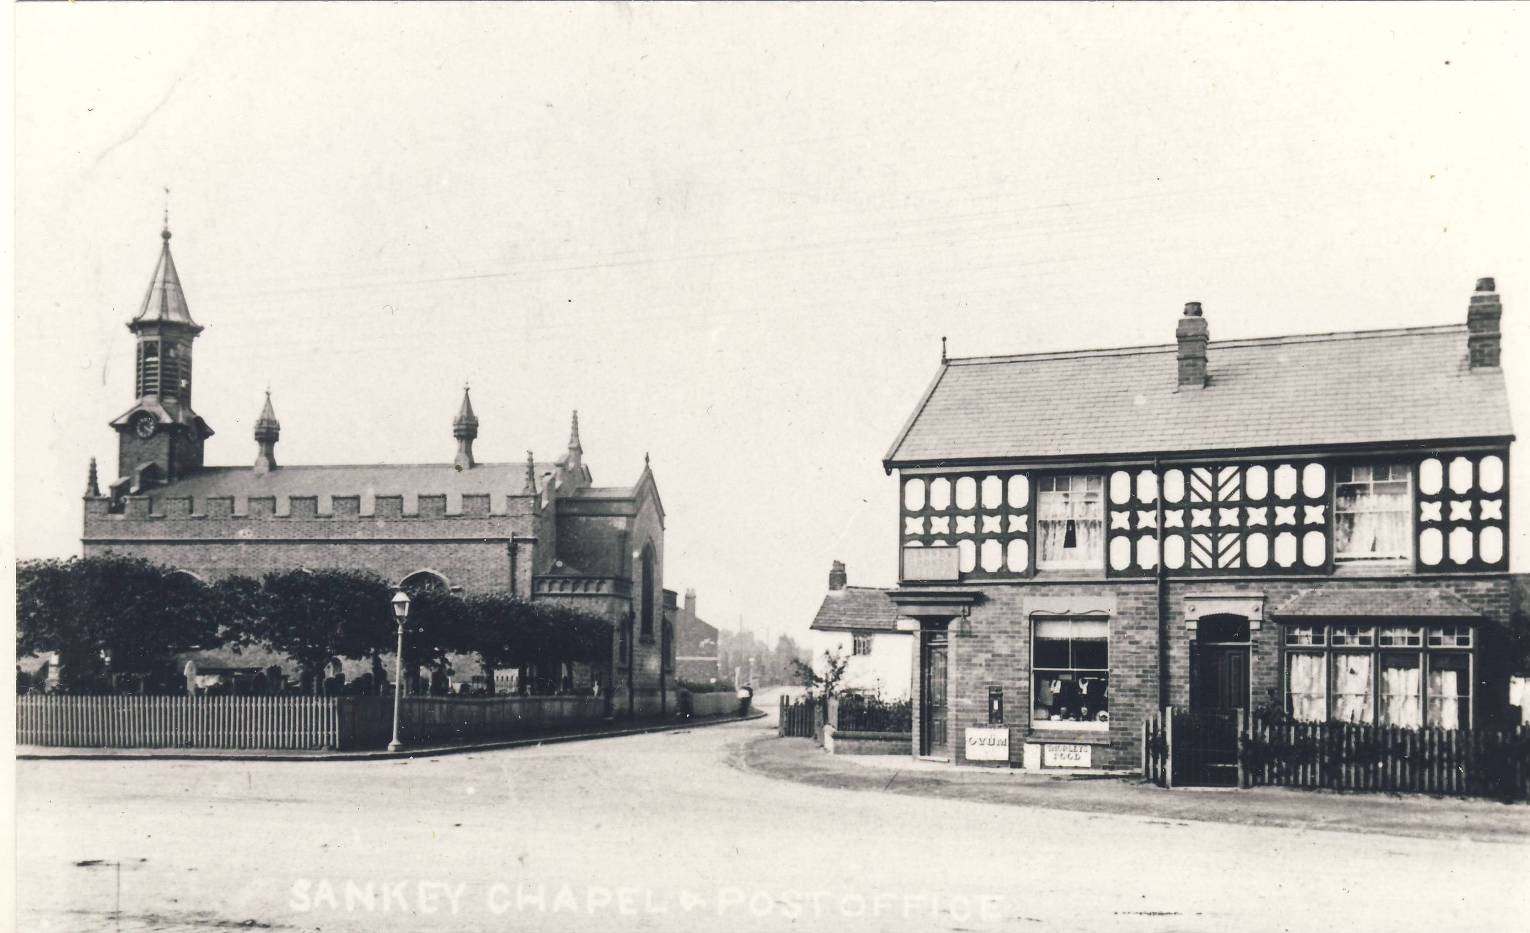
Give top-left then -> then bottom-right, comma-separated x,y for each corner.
882,278 -> 1518,770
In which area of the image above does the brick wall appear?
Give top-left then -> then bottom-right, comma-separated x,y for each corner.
939,575 -> 1516,771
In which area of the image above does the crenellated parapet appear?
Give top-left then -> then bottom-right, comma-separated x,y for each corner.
83,488 -> 543,541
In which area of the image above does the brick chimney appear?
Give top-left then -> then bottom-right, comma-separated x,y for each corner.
683,588 -> 697,623
828,560 -> 847,591
1176,301 -> 1208,388
1468,277 -> 1502,370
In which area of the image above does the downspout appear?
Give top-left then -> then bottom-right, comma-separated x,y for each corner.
1155,457 -> 1169,710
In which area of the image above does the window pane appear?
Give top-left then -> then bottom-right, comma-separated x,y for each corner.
1427,654 -> 1470,730
1331,653 -> 1374,723
1379,654 -> 1423,728
1072,636 -> 1108,670
1287,652 -> 1326,722
1034,634 -> 1070,669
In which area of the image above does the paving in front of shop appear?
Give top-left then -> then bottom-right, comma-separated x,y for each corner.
740,735 -> 1530,846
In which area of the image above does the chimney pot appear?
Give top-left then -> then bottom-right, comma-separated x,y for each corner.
1476,277 -> 1496,293
1183,301 -> 1203,317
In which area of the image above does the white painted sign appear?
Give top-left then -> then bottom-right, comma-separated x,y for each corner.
902,546 -> 960,582
1042,743 -> 1093,768
964,727 -> 1010,761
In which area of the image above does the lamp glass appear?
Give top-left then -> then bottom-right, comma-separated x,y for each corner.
391,590 -> 411,622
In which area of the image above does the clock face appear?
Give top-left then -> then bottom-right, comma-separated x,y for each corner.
132,412 -> 158,439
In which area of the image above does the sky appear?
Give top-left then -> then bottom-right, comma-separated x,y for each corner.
11,3 -> 1530,644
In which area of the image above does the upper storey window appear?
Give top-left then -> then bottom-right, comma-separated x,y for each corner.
1334,464 -> 1411,561
1037,475 -> 1104,570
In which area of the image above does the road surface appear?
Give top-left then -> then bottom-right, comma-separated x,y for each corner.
15,705 -> 1530,932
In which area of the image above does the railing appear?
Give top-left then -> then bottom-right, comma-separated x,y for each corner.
16,694 -> 611,751
832,695 -> 912,733
16,696 -> 350,750
1244,715 -> 1530,799
1141,706 -> 1530,799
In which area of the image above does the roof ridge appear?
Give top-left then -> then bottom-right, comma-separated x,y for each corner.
193,461 -> 556,472
947,322 -> 1466,366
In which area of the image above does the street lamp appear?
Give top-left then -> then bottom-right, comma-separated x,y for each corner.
388,590 -> 411,752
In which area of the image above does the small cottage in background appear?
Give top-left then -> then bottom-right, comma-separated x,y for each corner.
809,561 -> 911,700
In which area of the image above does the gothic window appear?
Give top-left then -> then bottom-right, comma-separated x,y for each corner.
639,544 -> 655,640
1415,452 -> 1508,571
1037,475 -> 1104,570
1333,464 -> 1411,561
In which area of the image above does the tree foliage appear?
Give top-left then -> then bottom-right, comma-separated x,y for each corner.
17,556 -> 615,694
16,556 -> 219,689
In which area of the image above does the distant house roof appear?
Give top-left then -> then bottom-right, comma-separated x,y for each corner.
811,587 -> 901,634
1273,587 -> 1482,619
127,461 -> 554,511
885,324 -> 1513,466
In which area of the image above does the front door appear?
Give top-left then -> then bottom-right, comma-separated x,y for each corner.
1178,643 -> 1250,786
920,633 -> 949,758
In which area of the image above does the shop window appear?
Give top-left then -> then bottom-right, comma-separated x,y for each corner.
1037,475 -> 1104,570
1032,616 -> 1108,729
1334,464 -> 1411,561
1282,623 -> 1473,729
852,633 -> 873,656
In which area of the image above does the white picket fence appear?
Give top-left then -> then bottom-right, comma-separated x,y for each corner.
15,695 -> 363,750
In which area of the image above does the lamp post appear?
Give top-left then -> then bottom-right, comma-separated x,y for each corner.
388,590 -> 411,752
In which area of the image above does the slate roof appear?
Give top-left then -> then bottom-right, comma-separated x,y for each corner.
130,461 -> 555,512
1272,587 -> 1482,619
133,231 -> 198,328
885,324 -> 1513,465
810,586 -> 901,633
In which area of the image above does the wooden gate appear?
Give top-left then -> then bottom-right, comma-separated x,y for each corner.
778,695 -> 818,738
1171,709 -> 1243,787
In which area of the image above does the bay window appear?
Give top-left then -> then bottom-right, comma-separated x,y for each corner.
1283,623 -> 1472,729
1333,464 -> 1411,561
1032,616 -> 1109,728
1037,474 -> 1104,570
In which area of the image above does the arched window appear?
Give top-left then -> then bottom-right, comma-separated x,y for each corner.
400,570 -> 449,593
639,544 -> 655,640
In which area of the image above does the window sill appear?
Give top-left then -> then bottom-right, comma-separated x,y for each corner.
1031,720 -> 1109,733
1024,729 -> 1112,746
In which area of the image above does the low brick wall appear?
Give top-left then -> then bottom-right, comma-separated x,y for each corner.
824,724 -> 912,756
687,691 -> 748,718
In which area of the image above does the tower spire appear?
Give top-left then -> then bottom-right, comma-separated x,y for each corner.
453,384 -> 479,470
84,458 -> 101,498
253,390 -> 280,475
525,449 -> 538,495
568,410 -> 582,453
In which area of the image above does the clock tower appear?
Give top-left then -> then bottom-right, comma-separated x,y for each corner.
109,222 -> 214,489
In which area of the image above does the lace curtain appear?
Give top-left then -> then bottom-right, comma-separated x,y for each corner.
1288,654 -> 1326,722
1379,660 -> 1422,728
1427,667 -> 1460,729
1037,491 -> 1102,565
1332,654 -> 1373,723
1335,491 -> 1409,558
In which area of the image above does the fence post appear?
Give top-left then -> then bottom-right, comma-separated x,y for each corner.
1236,708 -> 1247,789
1163,706 -> 1174,790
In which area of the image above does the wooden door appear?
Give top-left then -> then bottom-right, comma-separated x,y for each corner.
921,634 -> 949,757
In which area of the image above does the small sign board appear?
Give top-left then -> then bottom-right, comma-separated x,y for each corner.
964,726 -> 1010,761
1042,743 -> 1092,769
902,546 -> 960,582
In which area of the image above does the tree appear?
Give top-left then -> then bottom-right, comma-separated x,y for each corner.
247,569 -> 394,693
16,556 -> 219,691
792,647 -> 850,702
